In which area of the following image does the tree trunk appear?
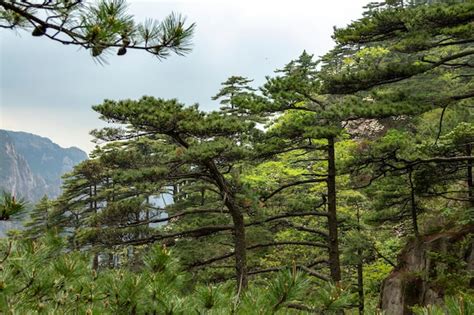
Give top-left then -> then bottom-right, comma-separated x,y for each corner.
356,207 -> 364,315
89,185 -> 93,213
201,187 -> 206,206
93,184 -> 97,211
173,184 -> 179,203
232,210 -> 248,291
92,253 -> 99,270
206,160 -> 248,291
357,258 -> 364,315
466,144 -> 473,207
327,136 -> 341,282
92,184 -> 100,270
173,134 -> 248,291
408,170 -> 419,238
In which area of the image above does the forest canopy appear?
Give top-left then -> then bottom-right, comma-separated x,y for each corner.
1,0 -> 473,314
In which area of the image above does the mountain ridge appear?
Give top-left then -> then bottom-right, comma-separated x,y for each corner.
0,129 -> 88,203
4,129 -> 85,153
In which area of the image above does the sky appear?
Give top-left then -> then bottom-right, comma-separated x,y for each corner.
0,0 -> 370,154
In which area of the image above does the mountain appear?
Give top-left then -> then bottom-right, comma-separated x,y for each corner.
0,130 -> 88,203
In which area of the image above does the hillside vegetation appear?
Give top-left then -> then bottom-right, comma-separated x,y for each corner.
0,0 -> 473,314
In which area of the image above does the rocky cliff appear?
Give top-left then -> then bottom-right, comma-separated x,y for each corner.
0,130 -> 87,203
380,225 -> 474,314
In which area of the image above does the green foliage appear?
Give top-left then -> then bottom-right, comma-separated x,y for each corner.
0,234 -> 184,314
0,0 -> 195,61
0,235 -> 357,314
265,270 -> 309,312
3,1 -> 474,313
413,294 -> 474,315
324,1 -> 474,93
212,76 -> 257,116
24,196 -> 53,239
310,282 -> 356,314
0,191 -> 27,221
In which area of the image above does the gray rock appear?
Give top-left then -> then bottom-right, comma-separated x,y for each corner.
0,129 -> 87,203
380,225 -> 474,314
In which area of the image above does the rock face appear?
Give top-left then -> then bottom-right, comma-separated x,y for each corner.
380,225 -> 474,315
0,129 -> 87,203
345,116 -> 411,139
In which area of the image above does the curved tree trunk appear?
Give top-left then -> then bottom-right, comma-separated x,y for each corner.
206,160 -> 248,290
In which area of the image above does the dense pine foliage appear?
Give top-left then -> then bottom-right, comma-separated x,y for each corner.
1,0 -> 473,314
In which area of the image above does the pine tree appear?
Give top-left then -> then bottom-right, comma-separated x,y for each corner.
231,51 -> 351,283
315,0 -> 474,240
322,0 -> 474,96
91,97 -> 257,289
212,76 -> 256,115
24,196 -> 52,239
349,117 -> 474,237
0,0 -> 195,61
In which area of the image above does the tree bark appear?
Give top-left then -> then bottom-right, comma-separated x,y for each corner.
466,144 -> 473,207
357,258 -> 364,315
172,133 -> 248,291
232,210 -> 248,291
356,207 -> 364,315
408,169 -> 419,238
92,183 -> 99,270
92,253 -> 99,271
205,160 -> 248,291
327,136 -> 341,282
173,184 -> 179,203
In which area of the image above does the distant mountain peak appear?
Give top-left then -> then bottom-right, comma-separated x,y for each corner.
0,129 -> 87,203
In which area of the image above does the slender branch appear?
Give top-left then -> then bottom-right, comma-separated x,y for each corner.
435,104 -> 448,145
14,270 -> 36,294
256,144 -> 328,160
335,50 -> 474,94
299,265 -> 330,282
116,209 -> 228,228
372,245 -> 396,268
261,178 -> 327,202
284,222 -> 329,239
0,0 -> 195,58
0,241 -> 12,264
188,241 -> 329,269
107,224 -> 233,246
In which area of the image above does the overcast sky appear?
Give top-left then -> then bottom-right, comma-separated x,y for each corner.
0,0 -> 370,154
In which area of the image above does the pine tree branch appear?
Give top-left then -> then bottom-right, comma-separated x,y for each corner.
188,241 -> 329,269
116,209 -> 229,228
407,156 -> 474,167
248,210 -> 329,227
435,104 -> 449,145
0,0 -> 195,59
256,144 -> 328,160
0,241 -> 12,264
109,224 -> 233,246
329,50 -> 474,94
299,265 -> 330,282
372,245 -> 396,268
212,261 -> 329,283
283,222 -> 329,239
286,303 -> 320,313
261,179 -> 327,202
14,270 -> 36,295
